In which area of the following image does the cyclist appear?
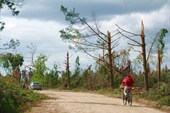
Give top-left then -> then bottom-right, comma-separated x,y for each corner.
120,60 -> 134,98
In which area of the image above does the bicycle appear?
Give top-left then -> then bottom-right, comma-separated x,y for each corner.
123,87 -> 132,106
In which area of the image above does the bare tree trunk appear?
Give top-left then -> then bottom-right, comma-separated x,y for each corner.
107,31 -> 114,88
66,52 -> 70,88
157,49 -> 161,82
102,44 -> 105,62
13,66 -> 21,84
141,21 -> 149,91
147,63 -> 150,74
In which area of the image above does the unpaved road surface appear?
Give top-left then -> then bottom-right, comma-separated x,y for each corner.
25,90 -> 167,113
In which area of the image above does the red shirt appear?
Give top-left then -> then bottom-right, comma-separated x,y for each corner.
122,75 -> 134,87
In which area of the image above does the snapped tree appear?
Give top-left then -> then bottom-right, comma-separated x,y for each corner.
117,21 -> 149,90
155,28 -> 168,82
65,51 -> 70,88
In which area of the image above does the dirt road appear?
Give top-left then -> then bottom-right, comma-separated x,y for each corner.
25,90 -> 167,113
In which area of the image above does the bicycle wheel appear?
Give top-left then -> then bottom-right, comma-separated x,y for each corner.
123,94 -> 127,105
128,95 -> 132,106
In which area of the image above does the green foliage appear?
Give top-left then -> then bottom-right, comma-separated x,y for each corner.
60,5 -> 108,52
0,21 -> 5,31
44,64 -> 60,87
133,69 -> 170,88
60,5 -> 83,49
0,0 -> 26,15
0,53 -> 24,72
3,39 -> 20,50
133,75 -> 144,87
71,56 -> 81,87
32,54 -> 48,84
60,26 -> 81,42
5,1 -> 19,15
0,0 -> 25,31
33,54 -> 48,75
0,76 -> 47,113
159,96 -> 170,106
157,28 -> 168,55
161,69 -> 170,83
95,65 -> 110,88
97,88 -> 122,96
60,5 -> 86,25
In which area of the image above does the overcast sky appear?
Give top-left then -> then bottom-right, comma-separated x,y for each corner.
0,0 -> 170,72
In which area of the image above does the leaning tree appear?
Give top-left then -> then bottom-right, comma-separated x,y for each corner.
60,5 -> 121,88
147,28 -> 168,82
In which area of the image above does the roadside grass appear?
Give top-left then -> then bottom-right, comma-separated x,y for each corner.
139,82 -> 170,106
93,88 -> 122,98
0,76 -> 48,113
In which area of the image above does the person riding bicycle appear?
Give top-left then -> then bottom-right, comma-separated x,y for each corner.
120,60 -> 134,98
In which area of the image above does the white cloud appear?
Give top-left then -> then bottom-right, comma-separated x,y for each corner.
99,3 -> 169,33
0,17 -> 94,71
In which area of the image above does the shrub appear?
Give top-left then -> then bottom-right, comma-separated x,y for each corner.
0,76 -> 47,113
141,82 -> 170,106
159,96 -> 170,106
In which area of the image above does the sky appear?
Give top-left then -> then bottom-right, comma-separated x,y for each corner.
0,0 -> 170,73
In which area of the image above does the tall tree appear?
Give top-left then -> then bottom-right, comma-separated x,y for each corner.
72,56 -> 81,87
60,6 -> 119,88
73,56 -> 81,78
32,54 -> 48,84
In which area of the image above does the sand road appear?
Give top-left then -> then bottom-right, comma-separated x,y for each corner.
25,90 -> 167,113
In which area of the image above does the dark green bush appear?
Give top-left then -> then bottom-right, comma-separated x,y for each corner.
0,76 -> 47,113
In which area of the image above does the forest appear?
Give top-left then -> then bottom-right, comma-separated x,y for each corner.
0,0 -> 169,113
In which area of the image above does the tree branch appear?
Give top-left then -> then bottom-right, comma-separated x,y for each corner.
116,24 -> 140,36
117,29 -> 141,45
132,49 -> 142,53
127,43 -> 141,47
146,31 -> 160,63
74,13 -> 108,43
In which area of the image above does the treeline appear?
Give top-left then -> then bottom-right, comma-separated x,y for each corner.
1,52 -> 169,90
27,54 -> 170,90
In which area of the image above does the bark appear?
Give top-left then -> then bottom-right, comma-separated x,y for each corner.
107,31 -> 114,88
13,66 -> 21,84
157,49 -> 161,82
140,21 -> 149,91
66,52 -> 70,88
